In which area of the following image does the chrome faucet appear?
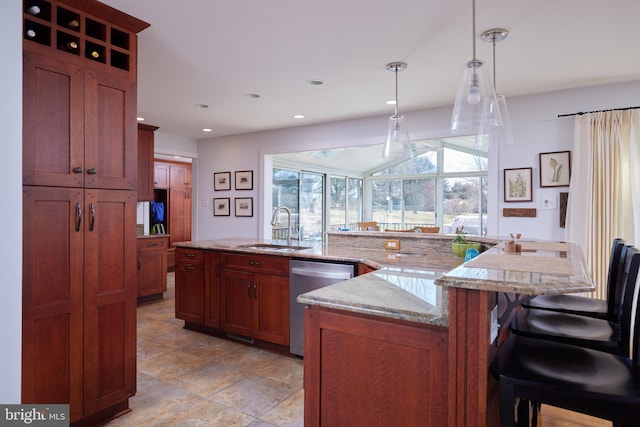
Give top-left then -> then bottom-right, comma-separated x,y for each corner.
271,206 -> 297,246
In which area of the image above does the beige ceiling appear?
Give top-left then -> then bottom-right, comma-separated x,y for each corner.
101,0 -> 640,140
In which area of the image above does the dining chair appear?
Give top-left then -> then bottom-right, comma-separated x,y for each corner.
510,245 -> 636,357
522,238 -> 626,321
357,221 -> 378,231
492,247 -> 640,427
414,226 -> 440,233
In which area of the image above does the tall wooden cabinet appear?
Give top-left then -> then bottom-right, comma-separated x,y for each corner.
21,1 -> 148,425
137,124 -> 159,201
153,161 -> 192,268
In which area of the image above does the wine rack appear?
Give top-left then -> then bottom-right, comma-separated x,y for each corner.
23,0 -> 132,71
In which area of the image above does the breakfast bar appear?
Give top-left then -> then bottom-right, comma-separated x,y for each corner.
298,236 -> 593,427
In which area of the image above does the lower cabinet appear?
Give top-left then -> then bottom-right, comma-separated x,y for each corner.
174,248 -> 204,323
137,236 -> 168,303
174,248 -> 290,348
220,268 -> 290,345
303,307 -> 449,426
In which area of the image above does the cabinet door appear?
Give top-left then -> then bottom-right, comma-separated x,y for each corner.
175,262 -> 205,323
205,252 -> 221,328
154,163 -> 170,189
82,189 -> 137,415
169,163 -> 191,188
22,186 -> 85,421
169,187 -> 192,245
253,273 -> 290,346
23,51 -> 85,188
137,125 -> 157,201
220,269 -> 253,337
84,69 -> 137,190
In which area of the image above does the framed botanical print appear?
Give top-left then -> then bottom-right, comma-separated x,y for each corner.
235,197 -> 253,217
504,167 -> 533,202
539,151 -> 571,187
213,198 -> 230,216
214,171 -> 231,191
235,170 -> 253,190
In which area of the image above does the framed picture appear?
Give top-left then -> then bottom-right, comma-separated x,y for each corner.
235,197 -> 253,217
235,170 -> 253,190
539,151 -> 571,187
213,198 -> 230,216
214,171 -> 231,191
504,167 -> 533,202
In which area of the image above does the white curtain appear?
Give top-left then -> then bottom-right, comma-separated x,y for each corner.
565,109 -> 640,299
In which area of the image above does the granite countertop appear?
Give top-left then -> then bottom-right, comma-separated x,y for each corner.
174,236 -> 594,328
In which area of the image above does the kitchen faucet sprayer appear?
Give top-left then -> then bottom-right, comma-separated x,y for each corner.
271,206 -> 298,246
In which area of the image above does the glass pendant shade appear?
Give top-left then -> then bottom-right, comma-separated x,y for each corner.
382,114 -> 410,158
474,94 -> 513,148
451,59 -> 502,135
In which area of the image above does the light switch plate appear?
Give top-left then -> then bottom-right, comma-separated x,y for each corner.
384,239 -> 400,250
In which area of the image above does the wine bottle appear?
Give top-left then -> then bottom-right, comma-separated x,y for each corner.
26,5 -> 41,16
67,19 -> 80,29
60,41 -> 78,52
25,29 -> 37,39
89,50 -> 100,59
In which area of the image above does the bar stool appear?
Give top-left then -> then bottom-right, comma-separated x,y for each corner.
511,244 -> 634,356
522,238 -> 626,320
492,248 -> 640,427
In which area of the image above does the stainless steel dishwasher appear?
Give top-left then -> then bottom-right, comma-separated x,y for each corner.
289,259 -> 355,356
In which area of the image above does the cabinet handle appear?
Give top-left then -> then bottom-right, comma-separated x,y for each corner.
75,203 -> 82,232
253,283 -> 257,300
185,253 -> 195,258
88,202 -> 95,232
184,265 -> 195,271
247,283 -> 251,299
87,168 -> 97,175
145,243 -> 159,247
248,261 -> 261,266
137,257 -> 141,270
73,166 -> 83,174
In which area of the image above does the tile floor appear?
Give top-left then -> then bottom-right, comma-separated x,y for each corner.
106,272 -> 608,427
106,273 -> 304,426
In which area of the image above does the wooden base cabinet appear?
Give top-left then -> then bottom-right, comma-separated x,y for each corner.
303,307 -> 449,426
220,253 -> 290,346
137,236 -> 169,303
174,248 -> 205,324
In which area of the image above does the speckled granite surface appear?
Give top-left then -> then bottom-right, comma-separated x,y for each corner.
174,234 -> 594,328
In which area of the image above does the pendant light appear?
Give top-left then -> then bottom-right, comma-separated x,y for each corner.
450,0 -> 502,136
476,28 -> 514,147
382,62 -> 410,158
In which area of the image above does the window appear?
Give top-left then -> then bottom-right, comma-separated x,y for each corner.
272,168 -> 325,241
330,176 -> 363,230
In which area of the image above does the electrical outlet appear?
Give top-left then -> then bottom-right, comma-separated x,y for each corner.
384,239 -> 400,250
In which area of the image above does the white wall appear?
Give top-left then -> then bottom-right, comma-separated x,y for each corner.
154,129 -> 198,159
194,80 -> 640,243
1,0 -> 23,403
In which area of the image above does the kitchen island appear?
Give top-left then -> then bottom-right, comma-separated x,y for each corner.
173,233 -> 593,426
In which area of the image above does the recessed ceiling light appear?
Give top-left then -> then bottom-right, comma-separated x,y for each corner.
293,115 -> 305,119
195,104 -> 209,109
202,128 -> 212,132
137,117 -> 145,121
245,93 -> 261,98
308,80 -> 324,86
386,100 -> 396,105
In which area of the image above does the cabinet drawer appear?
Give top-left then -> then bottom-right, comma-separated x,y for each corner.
137,236 -> 169,251
175,248 -> 204,265
220,252 -> 289,276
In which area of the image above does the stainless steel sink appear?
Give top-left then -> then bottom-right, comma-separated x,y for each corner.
237,243 -> 312,252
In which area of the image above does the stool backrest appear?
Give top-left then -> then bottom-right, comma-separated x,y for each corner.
607,238 -> 627,320
616,247 -> 640,361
